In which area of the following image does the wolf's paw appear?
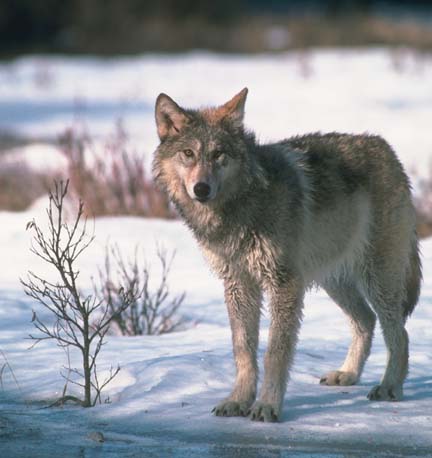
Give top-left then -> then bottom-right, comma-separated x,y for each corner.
248,402 -> 280,422
367,384 -> 403,401
212,400 -> 251,417
320,370 -> 358,386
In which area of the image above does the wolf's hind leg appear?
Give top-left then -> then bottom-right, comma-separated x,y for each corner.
213,275 -> 261,417
362,255 -> 411,402
366,294 -> 408,401
320,280 -> 376,386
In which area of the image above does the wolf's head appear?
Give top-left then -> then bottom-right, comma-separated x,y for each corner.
152,88 -> 257,211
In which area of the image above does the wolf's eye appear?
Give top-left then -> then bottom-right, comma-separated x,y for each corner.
182,149 -> 194,159
213,150 -> 224,160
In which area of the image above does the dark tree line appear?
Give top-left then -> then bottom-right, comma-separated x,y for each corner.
1,0 -> 430,55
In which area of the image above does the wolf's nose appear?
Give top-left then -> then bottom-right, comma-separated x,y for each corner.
193,182 -> 211,200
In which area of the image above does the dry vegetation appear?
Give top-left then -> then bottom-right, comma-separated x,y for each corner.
59,124 -> 174,219
0,131 -> 56,212
0,162 -> 51,211
0,125 -> 174,218
96,244 -> 186,336
1,126 -> 431,239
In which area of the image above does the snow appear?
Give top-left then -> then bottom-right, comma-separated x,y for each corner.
0,143 -> 68,175
1,49 -> 432,456
0,212 -> 431,457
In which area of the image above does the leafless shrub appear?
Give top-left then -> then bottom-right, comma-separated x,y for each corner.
21,181 -> 137,407
97,244 -> 186,336
59,123 -> 175,219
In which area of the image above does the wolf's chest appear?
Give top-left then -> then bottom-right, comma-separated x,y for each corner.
199,230 -> 281,285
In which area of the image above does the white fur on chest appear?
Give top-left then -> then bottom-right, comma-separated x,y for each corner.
198,229 -> 281,286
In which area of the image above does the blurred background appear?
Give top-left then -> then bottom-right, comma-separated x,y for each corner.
2,0 -> 432,55
1,0 -> 432,233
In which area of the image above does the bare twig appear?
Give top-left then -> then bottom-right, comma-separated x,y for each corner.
0,349 -> 22,393
96,243 -> 186,336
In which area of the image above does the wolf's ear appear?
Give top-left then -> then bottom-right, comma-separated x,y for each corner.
155,94 -> 190,140
217,88 -> 248,127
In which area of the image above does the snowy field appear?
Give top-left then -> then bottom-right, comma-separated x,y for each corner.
0,214 -> 431,457
1,49 -> 432,457
1,48 -> 432,175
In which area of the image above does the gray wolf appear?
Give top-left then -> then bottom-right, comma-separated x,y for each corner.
152,88 -> 421,422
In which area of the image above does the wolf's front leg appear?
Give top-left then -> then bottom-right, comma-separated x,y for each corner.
213,274 -> 261,417
250,278 -> 304,422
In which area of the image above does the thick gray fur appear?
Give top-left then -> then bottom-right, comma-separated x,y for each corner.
152,88 -> 422,422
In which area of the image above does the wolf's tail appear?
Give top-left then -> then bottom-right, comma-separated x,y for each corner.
403,237 -> 422,319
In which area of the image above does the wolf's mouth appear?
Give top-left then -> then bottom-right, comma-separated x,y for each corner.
195,196 -> 210,203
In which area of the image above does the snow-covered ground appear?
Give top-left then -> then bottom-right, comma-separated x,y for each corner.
1,49 -> 432,456
1,211 -> 431,457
